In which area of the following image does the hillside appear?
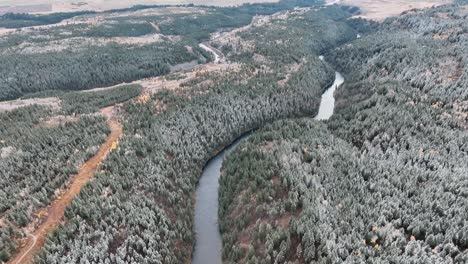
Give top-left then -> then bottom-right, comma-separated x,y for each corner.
219,2 -> 468,263
1,0 -> 467,263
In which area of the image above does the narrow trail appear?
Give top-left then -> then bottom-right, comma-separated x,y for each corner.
199,43 -> 225,64
7,117 -> 123,264
10,234 -> 36,264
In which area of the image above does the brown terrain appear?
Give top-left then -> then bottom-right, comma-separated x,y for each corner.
0,0 -> 279,14
0,6 -> 199,37
0,98 -> 61,113
7,114 -> 123,264
327,0 -> 453,21
0,4 -> 51,15
0,27 -> 232,113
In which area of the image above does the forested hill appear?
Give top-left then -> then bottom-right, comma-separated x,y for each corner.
219,2 -> 468,263
3,1 -> 467,263
22,6 -> 366,263
0,0 -> 326,29
0,0 -> 333,101
2,3 -> 363,262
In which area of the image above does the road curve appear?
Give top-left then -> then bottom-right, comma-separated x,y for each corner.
199,43 -> 225,64
12,234 -> 37,264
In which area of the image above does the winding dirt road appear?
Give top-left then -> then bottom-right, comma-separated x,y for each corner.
7,118 -> 123,264
199,43 -> 225,64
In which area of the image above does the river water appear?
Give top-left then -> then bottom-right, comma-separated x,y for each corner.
315,71 -> 344,120
192,69 -> 344,264
192,136 -> 247,264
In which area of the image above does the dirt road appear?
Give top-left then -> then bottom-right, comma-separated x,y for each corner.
7,118 -> 123,264
199,43 -> 225,64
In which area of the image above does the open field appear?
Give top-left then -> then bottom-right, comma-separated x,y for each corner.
0,0 -> 279,14
0,4 -> 52,14
0,98 -> 60,112
327,0 -> 453,20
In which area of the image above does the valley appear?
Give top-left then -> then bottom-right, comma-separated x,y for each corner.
0,0 -> 467,263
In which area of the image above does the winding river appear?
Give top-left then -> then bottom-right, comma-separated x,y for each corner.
192,62 -> 344,264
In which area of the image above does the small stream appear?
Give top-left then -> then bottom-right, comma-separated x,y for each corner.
192,66 -> 344,264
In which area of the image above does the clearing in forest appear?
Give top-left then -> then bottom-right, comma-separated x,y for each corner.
0,0 -> 279,14
327,0 -> 453,21
0,98 -> 61,113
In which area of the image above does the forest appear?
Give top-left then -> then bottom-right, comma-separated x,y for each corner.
0,42 -> 195,101
59,85 -> 143,115
0,0 -> 325,29
1,0 -> 467,263
0,106 -> 109,262
21,5 -> 367,263
0,11 -> 95,28
219,2 -> 468,263
0,0 -> 334,101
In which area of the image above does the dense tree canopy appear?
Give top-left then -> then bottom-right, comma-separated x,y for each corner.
0,43 -> 195,101
219,2 -> 468,263
4,1 -> 465,263
0,106 -> 109,261
32,6 -> 360,263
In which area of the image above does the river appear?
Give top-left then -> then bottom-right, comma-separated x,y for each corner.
192,67 -> 344,264
192,136 -> 247,264
315,71 -> 345,120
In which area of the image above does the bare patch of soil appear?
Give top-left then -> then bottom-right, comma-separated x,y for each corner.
100,106 -> 116,120
459,6 -> 468,16
0,28 -> 14,35
211,10 -> 299,55
438,56 -> 462,84
432,27 -> 461,41
452,100 -> 468,129
0,4 -> 51,15
432,33 -> 449,40
39,115 -> 80,128
140,63 -> 240,94
0,98 -> 61,113
1,31 -> 179,56
278,60 -> 305,87
149,21 -> 161,32
1,1 -> 279,14
0,7 -> 201,38
328,0 -> 453,21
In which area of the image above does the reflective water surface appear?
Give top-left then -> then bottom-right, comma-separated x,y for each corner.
192,136 -> 247,264
315,71 -> 344,120
193,69 -> 344,264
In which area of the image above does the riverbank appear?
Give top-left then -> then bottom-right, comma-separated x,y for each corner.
193,68 -> 344,263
